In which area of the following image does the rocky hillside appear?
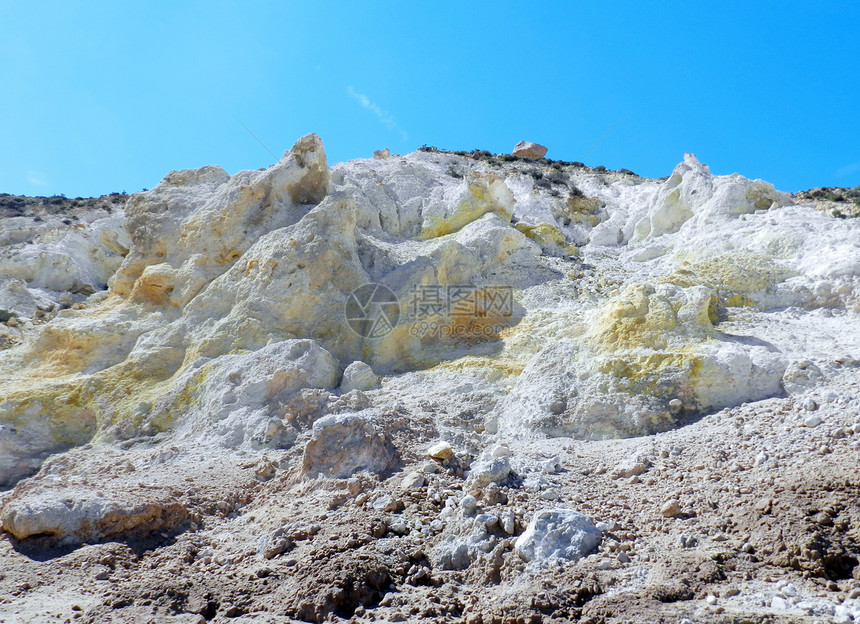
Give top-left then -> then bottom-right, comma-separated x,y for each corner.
0,136 -> 858,623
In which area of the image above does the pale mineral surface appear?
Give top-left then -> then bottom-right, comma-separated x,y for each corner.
0,137 -> 858,623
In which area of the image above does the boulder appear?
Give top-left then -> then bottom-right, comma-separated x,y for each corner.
428,441 -> 453,460
1,487 -> 188,543
466,456 -> 511,487
514,509 -> 601,563
512,141 -> 548,158
302,413 -> 398,478
340,361 -> 379,393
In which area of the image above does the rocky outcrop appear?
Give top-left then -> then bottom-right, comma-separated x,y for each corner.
1,138 -> 859,624
0,137 -> 858,491
496,283 -> 787,438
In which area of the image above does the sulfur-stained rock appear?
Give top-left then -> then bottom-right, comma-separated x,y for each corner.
496,283 -> 787,439
428,441 -> 453,460
417,171 -> 516,240
0,135 -> 857,503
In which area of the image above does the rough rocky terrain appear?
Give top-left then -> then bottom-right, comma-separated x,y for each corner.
0,136 -> 858,623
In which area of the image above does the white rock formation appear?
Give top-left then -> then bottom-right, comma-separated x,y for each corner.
0,137 -> 858,495
3,142 -> 859,624
514,509 -> 602,562
495,283 -> 787,438
340,361 -> 380,393
0,212 -> 129,296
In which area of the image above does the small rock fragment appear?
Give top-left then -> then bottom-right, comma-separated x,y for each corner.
491,444 -> 512,458
372,495 -> 402,512
660,500 -> 682,518
467,456 -> 510,487
400,471 -> 425,491
801,397 -> 818,411
389,521 -> 409,536
476,513 -> 499,530
613,454 -> 651,479
542,456 -> 562,474
803,415 -> 822,428
340,361 -> 379,393
460,495 -> 478,514
263,536 -> 293,559
428,441 -> 453,460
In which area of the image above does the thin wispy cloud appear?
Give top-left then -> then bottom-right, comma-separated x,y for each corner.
347,86 -> 408,142
26,171 -> 48,186
835,162 -> 860,179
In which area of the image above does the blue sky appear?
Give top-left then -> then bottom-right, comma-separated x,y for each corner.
1,1 -> 858,197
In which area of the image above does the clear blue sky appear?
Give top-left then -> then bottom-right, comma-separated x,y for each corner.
1,1 -> 858,197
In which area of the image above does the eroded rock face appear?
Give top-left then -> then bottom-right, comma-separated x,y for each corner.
496,283 -> 787,438
0,137 -> 858,496
0,212 -> 129,296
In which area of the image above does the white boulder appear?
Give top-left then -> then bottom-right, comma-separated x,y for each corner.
340,361 -> 379,393
514,509 -> 602,562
